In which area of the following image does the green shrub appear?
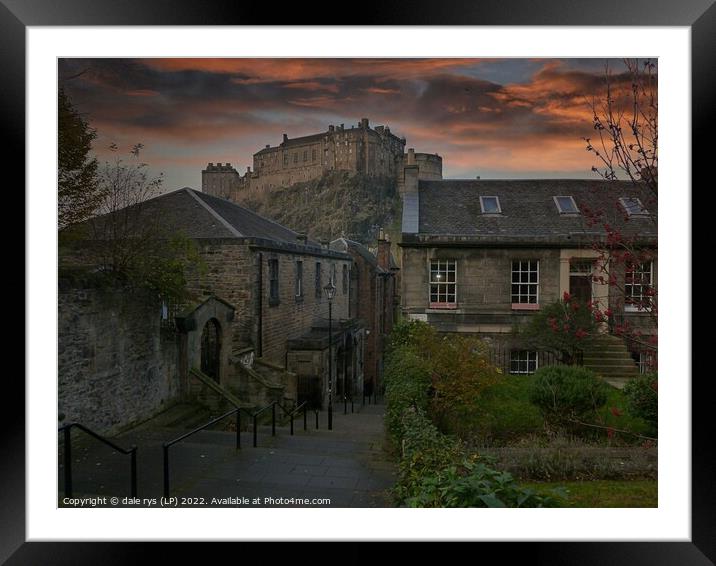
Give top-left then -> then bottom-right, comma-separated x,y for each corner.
528,365 -> 609,429
386,319 -> 501,438
521,295 -> 598,361
383,345 -> 432,444
385,322 -> 563,508
395,408 -> 559,507
623,373 -> 658,435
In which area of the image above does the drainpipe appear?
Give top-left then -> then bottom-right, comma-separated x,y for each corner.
257,252 -> 263,358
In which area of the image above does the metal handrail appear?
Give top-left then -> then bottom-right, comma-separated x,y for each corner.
162,400 -> 312,497
58,422 -> 137,498
163,407 -> 241,498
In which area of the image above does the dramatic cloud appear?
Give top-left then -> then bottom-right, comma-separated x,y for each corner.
58,58 -> 655,191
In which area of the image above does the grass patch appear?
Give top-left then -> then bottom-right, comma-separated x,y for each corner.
467,375 -> 543,443
521,479 -> 657,507
464,375 -> 654,446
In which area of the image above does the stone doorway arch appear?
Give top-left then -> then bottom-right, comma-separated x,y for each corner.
200,318 -> 222,383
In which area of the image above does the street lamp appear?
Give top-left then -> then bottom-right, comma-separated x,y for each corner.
323,280 -> 336,430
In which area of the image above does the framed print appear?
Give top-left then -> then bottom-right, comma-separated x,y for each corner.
6,0 -> 712,563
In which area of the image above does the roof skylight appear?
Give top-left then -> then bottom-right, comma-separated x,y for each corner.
619,197 -> 649,216
554,196 -> 579,214
480,196 -> 502,214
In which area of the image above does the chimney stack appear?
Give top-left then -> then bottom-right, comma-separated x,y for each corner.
283,133 -> 288,143
360,117 -> 369,129
407,148 -> 416,165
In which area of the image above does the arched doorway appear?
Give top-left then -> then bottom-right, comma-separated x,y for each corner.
200,318 -> 221,383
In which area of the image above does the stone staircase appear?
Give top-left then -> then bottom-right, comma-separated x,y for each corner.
581,334 -> 639,388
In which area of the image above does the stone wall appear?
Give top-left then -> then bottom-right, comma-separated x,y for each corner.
58,282 -> 181,435
401,246 -> 562,333
259,249 -> 351,365
202,163 -> 246,201
212,121 -> 408,199
185,240 -> 255,351
186,239 -> 352,369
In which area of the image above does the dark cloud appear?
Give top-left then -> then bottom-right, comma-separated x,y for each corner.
58,58 -> 655,190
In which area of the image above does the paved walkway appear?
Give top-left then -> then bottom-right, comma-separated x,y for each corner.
58,402 -> 397,508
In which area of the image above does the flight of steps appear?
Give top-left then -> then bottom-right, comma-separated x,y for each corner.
136,402 -> 215,431
580,334 -> 639,388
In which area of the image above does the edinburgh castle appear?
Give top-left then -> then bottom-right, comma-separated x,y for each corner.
202,118 -> 443,201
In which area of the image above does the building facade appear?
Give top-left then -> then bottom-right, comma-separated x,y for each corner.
399,175 -> 658,379
330,229 -> 399,398
59,188 -> 368,432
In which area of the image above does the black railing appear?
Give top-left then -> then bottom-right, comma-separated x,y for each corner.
488,348 -> 584,375
162,400 -> 311,497
58,422 -> 137,498
163,407 -> 240,498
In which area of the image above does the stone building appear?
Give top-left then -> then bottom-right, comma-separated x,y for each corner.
398,175 -> 657,379
59,187 -> 366,433
330,229 -> 399,398
202,118 -> 443,200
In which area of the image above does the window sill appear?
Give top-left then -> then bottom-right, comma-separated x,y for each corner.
511,303 -> 540,311
624,307 -> 650,314
429,303 -> 457,310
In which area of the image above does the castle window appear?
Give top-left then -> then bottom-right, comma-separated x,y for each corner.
553,196 -> 579,214
511,260 -> 539,308
342,264 -> 348,295
283,153 -> 288,166
510,351 -> 538,375
429,260 -> 457,308
625,260 -> 654,312
295,260 -> 303,300
293,153 -> 298,163
620,197 -> 649,216
303,150 -> 308,162
312,149 -> 317,162
268,259 -> 280,306
315,262 -> 322,299
479,196 -> 501,214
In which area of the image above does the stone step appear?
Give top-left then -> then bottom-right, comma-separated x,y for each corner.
583,357 -> 637,364
588,368 -> 639,376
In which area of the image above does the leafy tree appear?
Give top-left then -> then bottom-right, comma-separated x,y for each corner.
66,144 -> 203,304
58,88 -> 103,232
582,59 -> 658,364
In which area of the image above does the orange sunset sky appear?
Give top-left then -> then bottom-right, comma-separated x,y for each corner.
58,58 -> 654,192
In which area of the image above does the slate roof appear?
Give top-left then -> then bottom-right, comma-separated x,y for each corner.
255,133 -> 327,155
406,179 -> 657,245
91,188 -> 330,250
330,238 -> 380,269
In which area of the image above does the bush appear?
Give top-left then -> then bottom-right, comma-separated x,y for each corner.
383,345 -> 432,444
521,294 -> 599,361
528,365 -> 609,429
385,321 -> 563,507
395,408 -> 560,508
623,373 -> 658,436
386,319 -> 501,437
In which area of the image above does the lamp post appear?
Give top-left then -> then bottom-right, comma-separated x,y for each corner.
323,280 -> 336,430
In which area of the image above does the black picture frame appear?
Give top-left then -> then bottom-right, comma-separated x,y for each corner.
6,0 -> 710,563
